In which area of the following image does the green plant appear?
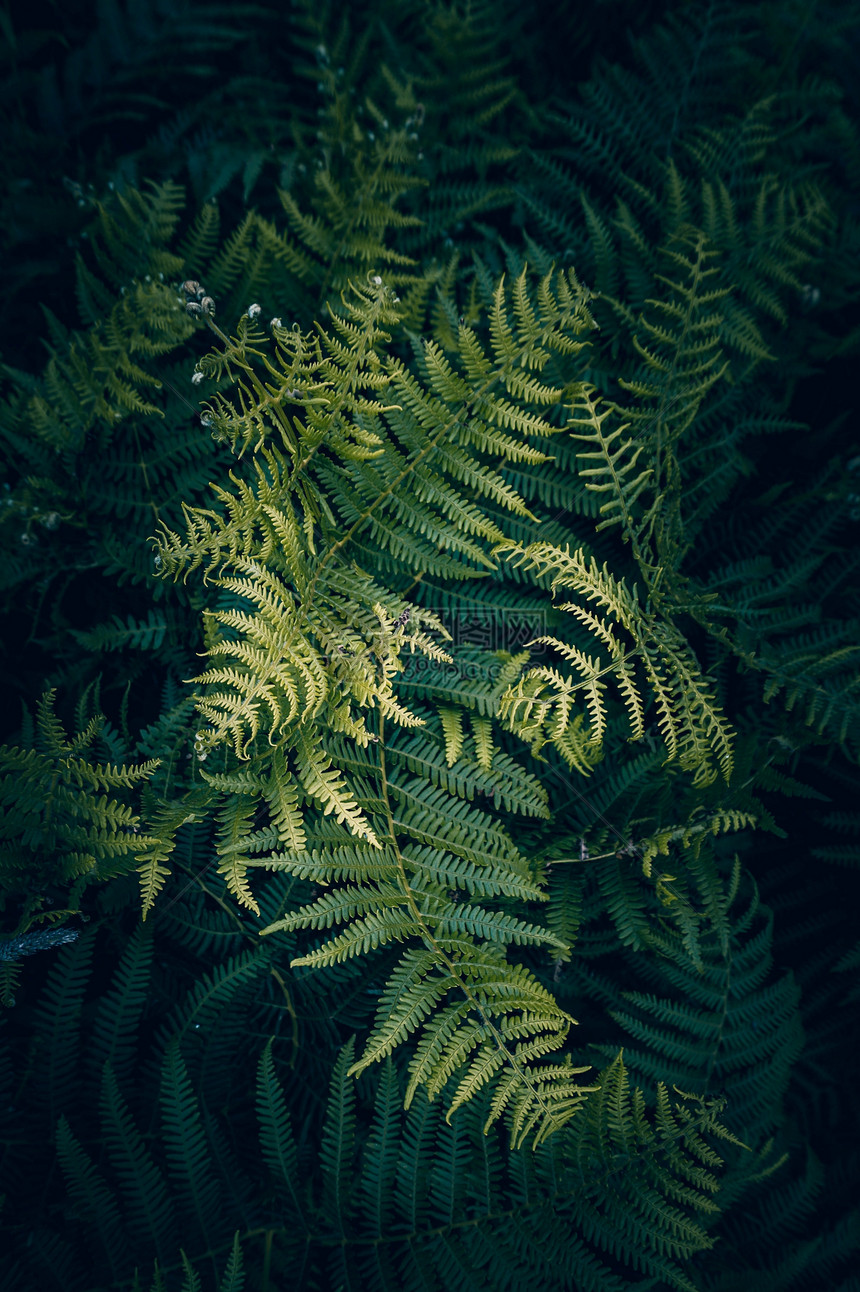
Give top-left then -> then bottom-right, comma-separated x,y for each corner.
1,0 -> 858,1287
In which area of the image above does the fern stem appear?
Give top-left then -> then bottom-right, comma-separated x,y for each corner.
132,425 -> 163,528
270,965 -> 300,1070
703,940 -> 732,1091
261,1228 -> 273,1291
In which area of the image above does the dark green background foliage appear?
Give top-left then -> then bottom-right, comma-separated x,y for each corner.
1,0 -> 859,1287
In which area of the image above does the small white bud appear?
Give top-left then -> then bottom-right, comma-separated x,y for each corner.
191,371 -> 204,385
270,317 -> 282,329
247,303 -> 262,319
371,275 -> 382,285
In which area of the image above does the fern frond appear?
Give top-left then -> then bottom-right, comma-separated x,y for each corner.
160,1040 -> 223,1249
496,542 -> 734,784
100,1063 -> 178,1263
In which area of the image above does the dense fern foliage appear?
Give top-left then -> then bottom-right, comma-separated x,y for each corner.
1,0 -> 858,1287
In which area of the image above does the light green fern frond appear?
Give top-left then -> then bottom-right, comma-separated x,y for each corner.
495,542 -> 734,784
